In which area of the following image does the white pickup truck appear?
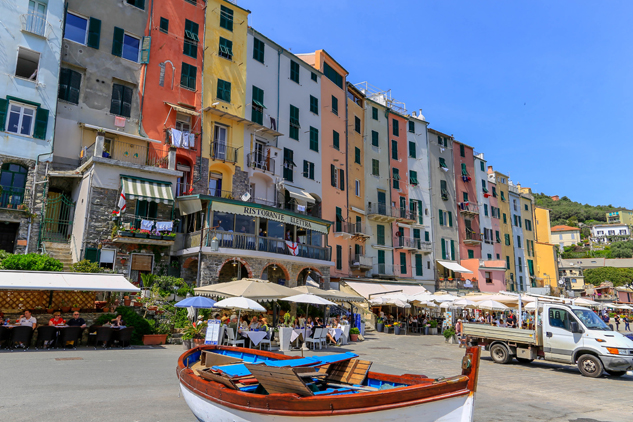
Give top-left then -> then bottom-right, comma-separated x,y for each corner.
463,302 -> 633,377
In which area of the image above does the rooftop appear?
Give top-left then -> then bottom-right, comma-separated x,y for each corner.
551,225 -> 580,232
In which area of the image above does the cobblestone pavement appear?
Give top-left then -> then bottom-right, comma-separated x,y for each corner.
0,333 -> 631,422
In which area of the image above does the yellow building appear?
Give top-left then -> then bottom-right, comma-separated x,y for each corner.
519,191 -> 537,286
203,0 -> 250,195
534,206 -> 560,294
606,210 -> 633,225
490,169 -> 515,290
550,225 -> 581,250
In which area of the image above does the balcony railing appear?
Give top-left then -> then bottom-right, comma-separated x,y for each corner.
395,208 -> 417,221
210,142 -> 238,163
205,230 -> 330,261
0,187 -> 28,209
465,230 -> 482,242
372,263 -> 395,276
95,139 -> 170,168
247,153 -> 275,175
394,235 -> 418,249
284,202 -> 321,218
350,254 -> 373,269
80,143 -> 96,166
21,12 -> 46,37
458,202 -> 479,214
335,221 -> 368,236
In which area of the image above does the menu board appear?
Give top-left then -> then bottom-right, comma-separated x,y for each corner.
205,319 -> 222,345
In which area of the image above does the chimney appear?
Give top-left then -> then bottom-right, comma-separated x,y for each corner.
487,165 -> 493,174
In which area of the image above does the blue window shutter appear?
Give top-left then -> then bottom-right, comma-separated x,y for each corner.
140,36 -> 151,64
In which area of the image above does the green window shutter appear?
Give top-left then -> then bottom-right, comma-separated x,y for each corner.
424,231 -> 429,241
372,159 -> 379,176
480,161 -> 485,171
110,84 -> 122,115
415,254 -> 423,276
377,225 -> 385,245
333,130 -> 339,150
310,95 -> 318,114
463,192 -> 469,202
439,209 -> 444,226
392,119 -> 399,136
58,68 -> 70,102
112,27 -> 124,57
309,162 -> 314,179
219,37 -> 232,60
251,86 -> 264,125
448,211 -> 453,227
468,249 -> 474,259
354,147 -> 360,164
378,250 -> 385,265
84,247 -> 99,263
441,238 -> 446,259
439,157 -> 447,168
503,213 -> 507,224
408,120 -> 415,133
140,36 -> 151,64
409,141 -> 416,158
460,144 -> 465,157
67,69 -> 82,104
181,63 -> 197,90
496,230 -> 500,243
303,160 -> 308,178
461,163 -> 467,176
410,170 -> 417,185
335,207 -> 342,232
331,95 -> 338,115
391,140 -> 398,160
372,107 -> 378,120
253,38 -> 265,63
450,240 -> 455,260
0,98 -> 8,129
323,62 -> 343,88
309,127 -> 318,152
506,256 -> 510,269
339,169 -> 345,191
355,116 -> 361,133
290,61 -> 300,83
87,18 -> 101,49
33,107 -> 49,140
336,245 -> 342,270
217,79 -> 231,102
484,204 -> 488,216
331,164 -> 336,187
311,72 -> 317,82
220,5 -> 234,31
413,228 -> 420,239
371,130 -> 379,146
400,252 -> 407,274
418,200 -> 423,224
159,17 -> 169,33
392,168 -> 399,189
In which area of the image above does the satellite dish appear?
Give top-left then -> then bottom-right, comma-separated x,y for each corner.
241,192 -> 251,202
558,279 -> 565,285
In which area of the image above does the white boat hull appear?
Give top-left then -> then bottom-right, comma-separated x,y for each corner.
180,383 -> 475,422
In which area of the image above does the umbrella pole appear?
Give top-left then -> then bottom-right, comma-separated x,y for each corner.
301,303 -> 310,356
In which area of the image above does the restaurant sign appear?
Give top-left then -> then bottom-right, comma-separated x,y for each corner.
211,202 -> 329,234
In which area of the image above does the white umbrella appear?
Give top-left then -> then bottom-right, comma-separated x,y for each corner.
281,293 -> 336,351
214,296 -> 267,333
573,298 -> 599,307
439,302 -> 452,309
476,300 -> 509,311
453,298 -> 477,308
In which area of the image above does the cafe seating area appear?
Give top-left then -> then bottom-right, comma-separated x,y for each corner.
0,324 -> 134,351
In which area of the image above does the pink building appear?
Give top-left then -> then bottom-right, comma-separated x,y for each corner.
461,259 -> 507,293
488,179 -> 503,260
454,142 -> 481,261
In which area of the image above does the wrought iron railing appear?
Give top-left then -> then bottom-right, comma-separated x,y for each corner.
246,153 -> 275,175
21,12 -> 46,36
373,263 -> 395,275
394,235 -> 418,249
284,202 -> 321,218
0,187 -> 28,209
465,230 -> 482,242
367,203 -> 397,218
210,142 -> 238,163
350,254 -> 373,268
458,202 -> 479,213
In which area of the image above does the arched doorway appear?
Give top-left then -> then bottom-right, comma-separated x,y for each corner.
297,267 -> 322,287
261,263 -> 289,286
218,259 -> 248,283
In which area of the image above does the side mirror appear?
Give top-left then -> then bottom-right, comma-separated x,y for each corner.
570,321 -> 583,334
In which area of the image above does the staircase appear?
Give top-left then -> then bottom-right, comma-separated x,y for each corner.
42,242 -> 74,271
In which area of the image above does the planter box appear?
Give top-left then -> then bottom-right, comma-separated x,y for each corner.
429,327 -> 438,335
123,299 -> 131,306
446,335 -> 459,344
394,326 -> 402,335
134,233 -> 149,238
384,326 -> 394,334
376,323 -> 384,332
278,327 -> 293,352
142,334 -> 168,345
162,235 -> 176,240
149,235 -> 162,240
133,302 -> 142,307
120,231 -> 134,237
350,334 -> 359,342
182,339 -> 192,350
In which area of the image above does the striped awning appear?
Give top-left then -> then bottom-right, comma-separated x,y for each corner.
121,177 -> 174,204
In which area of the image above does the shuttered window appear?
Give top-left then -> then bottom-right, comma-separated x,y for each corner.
220,5 -> 234,31
333,130 -> 339,150
309,127 -> 319,152
415,254 -> 423,276
441,238 -> 446,259
289,105 -> 300,140
371,130 -> 379,146
331,95 -> 338,115
400,252 -> 407,274
336,245 -> 342,270
309,95 -> 318,114
180,63 -> 197,90
392,168 -> 399,190
323,62 -> 343,88
58,68 -> 82,104
339,169 -> 345,191
283,148 -> 294,182
409,141 -> 416,158
391,140 -> 398,160
354,147 -> 361,164
251,86 -> 264,125
253,38 -> 265,63
392,119 -> 399,136
330,164 -> 337,187
355,116 -> 361,133
217,79 -> 231,102
184,20 -> 199,58
87,17 -> 101,49
408,120 -> 415,133
290,61 -> 300,83
110,84 -> 132,117
372,107 -> 378,120
218,37 -> 232,60
377,225 -> 385,245
302,160 -> 315,180
371,159 -> 379,176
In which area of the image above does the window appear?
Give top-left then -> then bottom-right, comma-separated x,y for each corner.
354,147 -> 361,164
492,186 -> 497,197
392,168 -> 400,190
525,219 -> 532,231
439,157 -> 448,169
517,235 -> 522,247
290,61 -> 300,83
506,256 -> 510,269
548,308 -> 572,331
484,204 -> 489,216
110,84 -> 133,117
64,12 -> 88,45
517,257 -> 523,272
0,163 -> 26,208
425,231 -> 430,241
251,86 -> 264,125
415,254 -> 423,276
463,192 -> 469,202
377,225 -> 385,245
503,213 -> 507,224
524,203 -> 529,211
217,79 -> 231,102
114,29 -> 140,62
392,119 -> 399,136
4,102 -> 36,137
371,130 -> 379,147
180,62 -> 197,90
409,141 -> 416,158
220,5 -> 234,31
495,230 -> 500,243
410,170 -> 418,186
309,127 -> 319,152
15,48 -> 39,81
500,191 -> 506,201
126,0 -> 145,9
330,164 -> 337,187
400,252 -> 407,274
309,95 -> 319,114
283,148 -> 294,182
303,160 -> 315,180
159,17 -> 169,33
468,249 -> 474,259
182,20 -> 199,58
372,106 -> 378,120
58,68 -> 82,104
371,159 -> 379,176
339,168 -> 345,191
480,161 -> 485,171
482,179 -> 488,193
459,144 -> 465,157
354,116 -> 361,133
219,37 -> 233,60
323,62 -> 343,88
391,140 -> 398,160
332,130 -> 340,150
289,105 -> 300,140
336,245 -> 342,270
253,38 -> 265,63
331,95 -> 338,115
355,179 -> 360,196
504,233 -> 511,246
408,120 -> 415,133
311,72 -> 317,82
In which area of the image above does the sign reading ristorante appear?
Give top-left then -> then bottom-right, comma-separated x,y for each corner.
211,201 -> 329,234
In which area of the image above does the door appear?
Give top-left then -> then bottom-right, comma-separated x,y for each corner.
377,191 -> 386,215
209,172 -> 222,197
135,200 -> 158,229
0,222 -> 19,252
214,125 -> 227,159
41,193 -> 75,243
399,196 -> 406,218
27,1 -> 46,35
377,250 -> 385,274
544,307 -> 582,363
253,141 -> 265,169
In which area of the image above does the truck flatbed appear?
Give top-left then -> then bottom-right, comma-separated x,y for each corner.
463,323 -> 540,346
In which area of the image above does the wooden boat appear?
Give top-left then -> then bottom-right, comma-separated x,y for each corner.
177,345 -> 481,421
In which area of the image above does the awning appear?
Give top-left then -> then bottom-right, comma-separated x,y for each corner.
122,176 -> 174,204
81,123 -> 161,143
0,271 -> 140,292
437,260 -> 473,274
284,185 -> 315,204
177,197 -> 202,215
165,102 -> 199,117
343,281 -> 428,300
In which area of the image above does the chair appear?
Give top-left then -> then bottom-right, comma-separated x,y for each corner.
35,326 -> 58,350
258,329 -> 274,350
0,326 -> 10,349
9,326 -> 34,351
225,328 -> 245,347
305,328 -> 323,350
86,325 -> 98,346
340,325 -> 350,345
58,327 -> 83,350
117,327 -> 134,348
319,328 -> 329,349
94,327 -> 112,349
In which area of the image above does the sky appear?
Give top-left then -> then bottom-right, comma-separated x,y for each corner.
240,0 -> 633,208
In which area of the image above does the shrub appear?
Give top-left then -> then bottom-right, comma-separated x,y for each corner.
0,250 -> 10,268
71,259 -> 101,273
1,253 -> 63,272
349,327 -> 360,335
95,307 -> 153,345
443,327 -> 456,339
429,320 -> 438,328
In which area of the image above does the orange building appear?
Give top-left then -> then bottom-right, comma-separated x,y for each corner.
140,0 -> 205,195
297,50 -> 349,284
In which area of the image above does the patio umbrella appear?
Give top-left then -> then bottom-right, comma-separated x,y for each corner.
573,298 -> 599,307
439,302 -> 452,309
214,296 -> 267,332
293,285 -> 365,303
174,296 -> 217,308
194,278 -> 297,302
453,298 -> 477,309
476,300 -> 509,311
280,293 -> 336,351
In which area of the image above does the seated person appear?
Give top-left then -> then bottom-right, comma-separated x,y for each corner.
259,317 -> 270,338
340,315 -> 349,325
325,318 -> 341,344
49,312 -> 65,326
249,316 -> 260,331
305,316 -> 314,329
67,312 -> 86,328
18,310 -> 37,329
239,315 -> 249,331
110,315 -> 125,327
227,315 -> 240,338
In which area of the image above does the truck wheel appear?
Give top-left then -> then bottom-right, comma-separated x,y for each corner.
605,369 -> 626,377
515,357 -> 533,364
490,344 -> 511,364
577,354 -> 604,378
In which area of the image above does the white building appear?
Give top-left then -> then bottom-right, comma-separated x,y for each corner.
509,182 -> 527,292
475,153 -> 495,260
245,28 -> 323,216
591,224 -> 630,244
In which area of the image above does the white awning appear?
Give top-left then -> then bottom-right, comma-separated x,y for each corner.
284,185 -> 315,204
177,197 -> 202,215
0,271 -> 141,292
81,123 -> 161,143
343,281 -> 428,300
436,261 -> 473,274
165,102 -> 200,117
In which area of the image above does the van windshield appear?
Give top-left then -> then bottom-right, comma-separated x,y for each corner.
572,309 -> 610,331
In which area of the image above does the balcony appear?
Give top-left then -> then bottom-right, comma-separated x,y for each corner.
247,153 -> 275,175
284,202 -> 321,218
393,235 -> 418,250
113,215 -> 176,246
21,12 -> 46,37
350,254 -> 373,271
210,142 -> 238,164
436,277 -> 479,291
334,221 -> 370,239
372,263 -> 395,277
458,201 -> 479,215
417,240 -> 433,254
0,187 -> 29,210
84,140 -> 170,169
464,230 -> 482,245
395,208 -> 417,224
366,203 -> 397,222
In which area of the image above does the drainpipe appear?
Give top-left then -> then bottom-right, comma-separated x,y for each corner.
344,82 -> 350,274
80,163 -> 96,260
196,204 -> 207,287
425,123 -> 435,286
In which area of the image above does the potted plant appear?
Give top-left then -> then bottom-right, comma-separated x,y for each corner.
183,321 -> 207,346
71,303 -> 81,312
443,327 -> 458,344
349,327 -> 360,342
182,331 -> 193,350
123,295 -> 131,306
429,320 -> 438,335
135,229 -> 150,238
375,317 -> 384,332
60,300 -> 71,313
46,307 -> 55,314
149,229 -> 162,240
393,321 -> 402,335
162,232 -> 177,240
384,324 -> 394,334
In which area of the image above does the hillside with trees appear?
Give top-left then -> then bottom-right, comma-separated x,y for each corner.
533,194 -> 626,227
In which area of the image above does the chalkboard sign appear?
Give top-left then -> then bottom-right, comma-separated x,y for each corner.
205,319 -> 222,345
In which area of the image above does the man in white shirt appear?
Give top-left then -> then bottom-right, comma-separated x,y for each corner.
19,310 -> 37,329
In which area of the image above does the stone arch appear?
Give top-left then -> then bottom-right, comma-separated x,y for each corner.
296,267 -> 322,286
261,262 -> 290,282
217,257 -> 254,279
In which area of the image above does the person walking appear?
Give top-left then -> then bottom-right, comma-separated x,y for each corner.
624,315 -> 631,331
614,315 -> 620,331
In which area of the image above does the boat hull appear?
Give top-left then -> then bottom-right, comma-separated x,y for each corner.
180,382 -> 475,422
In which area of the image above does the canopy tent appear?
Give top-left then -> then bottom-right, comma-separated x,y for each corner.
121,176 -> 174,204
0,271 -> 140,292
436,261 -> 473,274
194,278 -> 297,302
344,281 -> 428,300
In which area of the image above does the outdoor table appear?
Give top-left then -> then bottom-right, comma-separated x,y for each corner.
290,327 -> 312,343
328,328 -> 343,342
241,331 -> 267,347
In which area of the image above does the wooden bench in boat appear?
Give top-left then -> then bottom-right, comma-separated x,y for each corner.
245,364 -> 347,397
201,350 -> 244,368
319,358 -> 372,386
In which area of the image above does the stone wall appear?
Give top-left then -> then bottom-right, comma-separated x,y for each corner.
232,166 -> 250,198
192,156 -> 209,193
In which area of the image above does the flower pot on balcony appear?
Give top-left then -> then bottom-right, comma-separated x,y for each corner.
149,235 -> 162,240
134,233 -> 149,238
123,299 -> 131,306
120,231 -> 134,237
162,235 -> 176,240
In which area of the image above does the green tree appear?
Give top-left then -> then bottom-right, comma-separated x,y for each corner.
70,259 -> 102,273
1,253 -> 63,271
584,267 -> 633,287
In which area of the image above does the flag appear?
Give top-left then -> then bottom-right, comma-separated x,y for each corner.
118,184 -> 127,213
285,241 -> 299,256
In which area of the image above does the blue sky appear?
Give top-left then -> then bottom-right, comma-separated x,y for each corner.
242,0 -> 633,208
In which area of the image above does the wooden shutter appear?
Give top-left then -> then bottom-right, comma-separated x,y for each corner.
336,246 -> 342,270
413,229 -> 420,239
112,27 -> 124,57
33,107 -> 49,140
409,141 -> 416,158
331,164 -> 336,187
121,86 -> 133,118
0,98 -> 8,129
110,84 -> 122,115
131,254 -> 152,271
58,68 -> 70,101
425,231 -> 429,241
303,160 -> 308,177
439,209 -> 443,226
339,169 -> 345,191
68,70 -> 81,104
415,254 -> 423,276
355,147 -> 360,163
333,130 -> 339,149
400,252 -> 406,274
448,211 -> 452,227
87,17 -> 101,49
450,240 -> 455,260
84,247 -> 99,263
441,238 -> 446,259
391,140 -> 397,160
140,36 -> 151,64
